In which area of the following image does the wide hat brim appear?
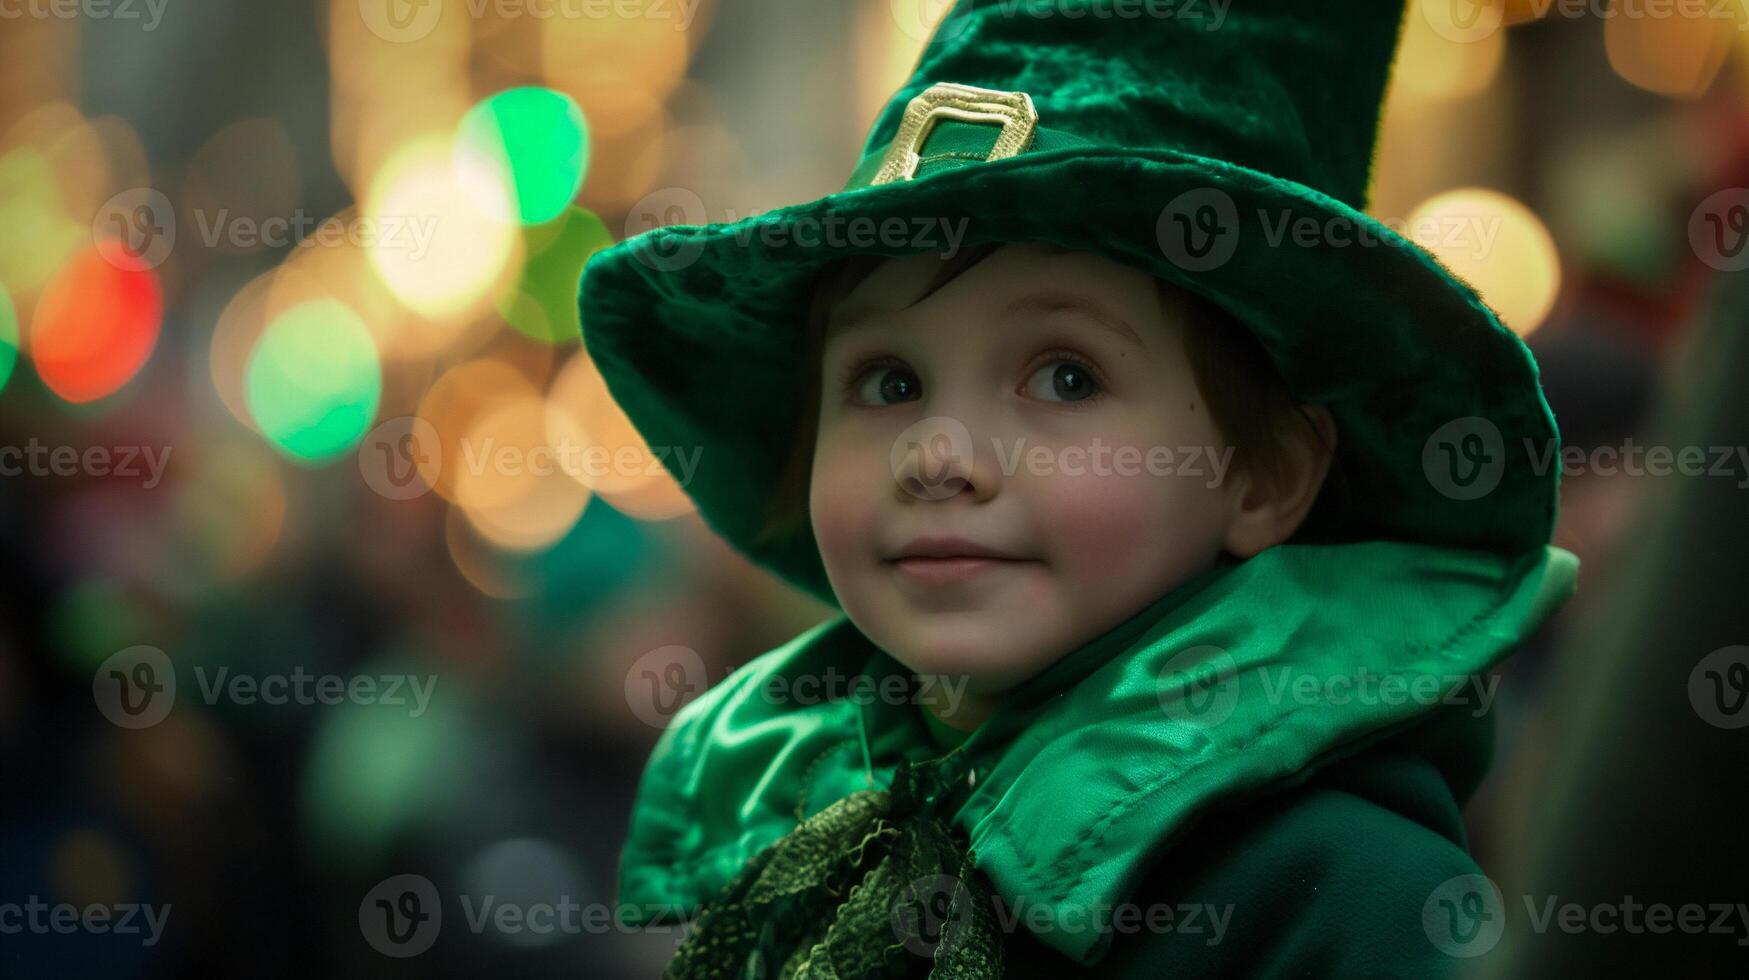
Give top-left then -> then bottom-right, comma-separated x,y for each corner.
578,142 -> 1562,608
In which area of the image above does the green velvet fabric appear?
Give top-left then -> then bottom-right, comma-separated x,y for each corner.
618,541 -> 1578,969
578,0 -> 1562,609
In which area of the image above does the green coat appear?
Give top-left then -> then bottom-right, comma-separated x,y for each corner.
617,541 -> 1578,975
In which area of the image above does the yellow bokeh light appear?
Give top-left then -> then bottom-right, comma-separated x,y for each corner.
414,358 -> 540,503
454,395 -> 590,552
1392,2 -> 1505,101
364,139 -> 522,321
444,505 -> 535,599
0,146 -> 84,306
547,353 -> 670,497
1605,2 -> 1737,98
1409,187 -> 1562,336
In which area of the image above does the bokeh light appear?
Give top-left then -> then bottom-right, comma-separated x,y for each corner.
0,281 -> 17,394
1393,4 -> 1505,101
302,673 -> 476,867
30,243 -> 162,403
547,353 -> 676,497
245,298 -> 382,464
444,505 -> 538,599
414,358 -> 541,502
1606,6 -> 1737,98
364,139 -> 522,321
453,394 -> 591,552
0,145 -> 86,300
1409,187 -> 1562,336
456,87 -> 590,225
498,205 -> 614,344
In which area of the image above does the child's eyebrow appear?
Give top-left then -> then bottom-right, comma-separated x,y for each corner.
1000,289 -> 1145,350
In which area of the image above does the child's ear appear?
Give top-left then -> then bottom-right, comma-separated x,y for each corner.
1221,405 -> 1338,558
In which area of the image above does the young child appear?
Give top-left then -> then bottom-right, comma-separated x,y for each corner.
579,1 -> 1579,975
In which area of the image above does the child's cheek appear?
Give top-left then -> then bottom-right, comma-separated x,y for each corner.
1025,464 -> 1227,593
808,436 -> 883,569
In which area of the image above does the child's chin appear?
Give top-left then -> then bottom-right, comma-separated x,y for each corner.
884,628 -> 1060,695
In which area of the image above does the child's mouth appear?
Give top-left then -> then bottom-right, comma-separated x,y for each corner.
885,556 -> 1038,585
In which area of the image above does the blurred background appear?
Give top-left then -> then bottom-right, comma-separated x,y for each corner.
0,0 -> 1745,976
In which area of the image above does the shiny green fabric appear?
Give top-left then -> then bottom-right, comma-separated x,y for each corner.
619,541 -> 1579,968
578,0 -> 1562,609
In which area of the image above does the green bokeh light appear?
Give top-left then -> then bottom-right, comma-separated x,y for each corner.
498,206 -> 614,343
245,299 -> 381,465
457,87 -> 590,226
0,281 -> 16,395
301,660 -> 477,867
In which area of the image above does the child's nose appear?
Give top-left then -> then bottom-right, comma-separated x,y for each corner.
889,414 -> 998,504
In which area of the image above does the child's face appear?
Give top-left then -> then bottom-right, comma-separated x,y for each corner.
809,242 -> 1245,713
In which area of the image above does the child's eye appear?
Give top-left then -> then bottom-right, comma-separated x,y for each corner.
844,360 -> 922,406
1022,353 -> 1104,404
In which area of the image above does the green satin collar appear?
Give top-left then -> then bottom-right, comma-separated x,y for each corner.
618,540 -> 1578,964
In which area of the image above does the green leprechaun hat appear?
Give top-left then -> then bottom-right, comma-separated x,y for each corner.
578,0 -> 1562,609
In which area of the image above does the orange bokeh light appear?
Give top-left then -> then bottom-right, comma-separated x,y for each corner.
31,243 -> 162,403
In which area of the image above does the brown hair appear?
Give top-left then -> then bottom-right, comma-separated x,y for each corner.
751,242 -> 1327,548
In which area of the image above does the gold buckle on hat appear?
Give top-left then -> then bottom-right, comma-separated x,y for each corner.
869,82 -> 1038,186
